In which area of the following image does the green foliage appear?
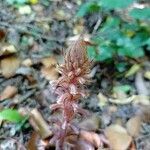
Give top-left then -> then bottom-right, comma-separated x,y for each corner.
100,0 -> 133,9
76,1 -> 100,17
129,8 -> 150,20
0,109 -> 25,123
77,0 -> 150,62
6,0 -> 27,5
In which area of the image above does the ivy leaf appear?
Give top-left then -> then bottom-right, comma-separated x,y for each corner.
118,47 -> 144,58
98,45 -> 114,61
100,0 -> 133,9
0,109 -> 25,123
76,1 -> 100,17
129,8 -> 150,20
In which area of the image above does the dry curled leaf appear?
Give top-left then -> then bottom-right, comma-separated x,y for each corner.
135,72 -> 149,96
144,71 -> 150,80
0,29 -> 6,41
138,105 -> 150,123
74,139 -> 94,150
108,95 -> 135,105
97,92 -> 108,107
41,56 -> 57,68
105,124 -> 132,150
126,116 -> 141,137
0,44 -> 17,57
41,66 -> 58,81
0,56 -> 21,78
30,108 -> 53,139
79,114 -> 101,131
125,64 -> 140,77
27,132 -> 38,150
22,58 -> 33,67
0,86 -> 18,100
80,130 -> 106,148
41,56 -> 58,80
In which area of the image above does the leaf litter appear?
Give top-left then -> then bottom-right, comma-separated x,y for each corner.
0,1 -> 149,150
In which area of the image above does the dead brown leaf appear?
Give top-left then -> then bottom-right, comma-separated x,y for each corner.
40,56 -> 58,80
41,67 -> 58,81
105,124 -> 132,150
0,29 -> 6,41
0,56 -> 21,78
139,105 -> 150,123
79,114 -> 101,131
74,139 -> 94,150
41,56 -> 57,68
126,116 -> 141,137
80,130 -> 103,148
27,132 -> 38,150
0,85 -> 18,100
22,58 -> 33,67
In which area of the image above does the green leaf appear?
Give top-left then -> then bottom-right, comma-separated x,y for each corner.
117,37 -> 145,58
101,17 -> 120,31
100,0 -> 133,9
118,47 -> 144,58
116,62 -> 127,72
144,38 -> 150,47
113,85 -> 132,93
76,1 -> 100,17
0,109 -> 25,123
99,17 -> 122,40
98,45 -> 114,61
6,0 -> 27,5
129,8 -> 150,20
87,46 -> 97,60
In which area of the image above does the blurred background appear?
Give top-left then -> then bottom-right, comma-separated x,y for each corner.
0,0 -> 150,149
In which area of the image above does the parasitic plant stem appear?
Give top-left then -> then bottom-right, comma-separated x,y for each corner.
50,37 -> 92,149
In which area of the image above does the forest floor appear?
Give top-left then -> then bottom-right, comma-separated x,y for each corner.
0,1 -> 150,150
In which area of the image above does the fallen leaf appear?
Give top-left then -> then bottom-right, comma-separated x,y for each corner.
105,124 -> 132,150
135,72 -> 149,96
108,95 -> 135,105
126,116 -> 141,137
132,95 -> 150,105
30,108 -> 53,139
138,105 -> 150,123
74,139 -> 95,150
0,29 -> 6,41
79,114 -> 101,131
1,56 -> 21,78
22,58 -> 33,67
0,86 -> 18,100
41,67 -> 58,80
125,64 -> 141,77
41,56 -> 57,68
0,44 -> 17,57
27,132 -> 38,150
144,71 -> 150,80
80,130 -> 103,148
97,93 -> 108,107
